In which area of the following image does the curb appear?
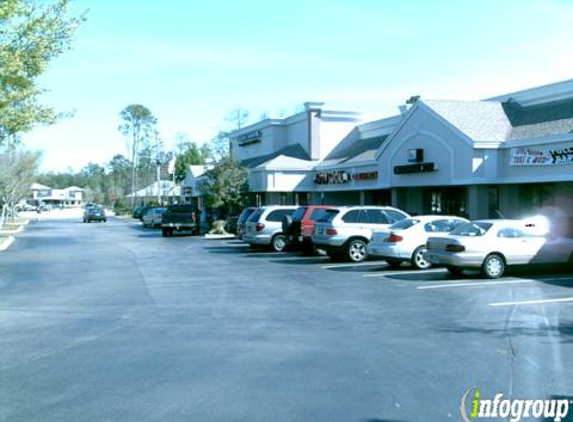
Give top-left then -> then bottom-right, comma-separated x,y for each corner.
0,225 -> 24,235
0,236 -> 15,252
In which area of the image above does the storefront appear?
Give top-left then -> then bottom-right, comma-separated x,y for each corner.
219,80 -> 573,223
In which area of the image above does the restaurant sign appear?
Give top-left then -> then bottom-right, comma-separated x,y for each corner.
314,170 -> 378,185
510,146 -> 573,166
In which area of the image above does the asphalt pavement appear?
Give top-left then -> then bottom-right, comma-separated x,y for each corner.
1,215 -> 573,422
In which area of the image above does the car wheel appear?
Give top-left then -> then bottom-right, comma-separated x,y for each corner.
446,266 -> 464,276
411,246 -> 432,270
481,254 -> 505,279
271,234 -> 287,252
385,258 -> 402,269
346,239 -> 368,262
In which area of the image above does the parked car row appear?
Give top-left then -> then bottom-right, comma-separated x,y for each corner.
136,204 -> 199,237
234,204 -> 573,279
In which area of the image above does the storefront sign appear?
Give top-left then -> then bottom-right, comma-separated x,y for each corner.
237,130 -> 261,146
394,162 -> 436,174
510,146 -> 573,166
314,170 -> 378,185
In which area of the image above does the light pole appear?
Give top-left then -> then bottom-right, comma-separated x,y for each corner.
155,151 -> 170,205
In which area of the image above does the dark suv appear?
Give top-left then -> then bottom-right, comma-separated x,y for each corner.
83,206 -> 106,223
161,204 -> 199,237
283,205 -> 334,253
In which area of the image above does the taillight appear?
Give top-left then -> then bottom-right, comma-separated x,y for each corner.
256,223 -> 265,232
445,244 -> 465,252
384,233 -> 403,242
326,228 -> 338,235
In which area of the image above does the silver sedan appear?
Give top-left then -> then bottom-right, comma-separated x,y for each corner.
426,219 -> 573,278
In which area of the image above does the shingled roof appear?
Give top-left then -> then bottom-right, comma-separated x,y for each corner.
503,98 -> 573,140
423,98 -> 573,143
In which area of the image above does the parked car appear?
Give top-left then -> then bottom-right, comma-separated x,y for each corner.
367,215 -> 469,269
283,205 -> 334,253
161,204 -> 199,237
243,206 -> 298,252
312,206 -> 410,262
142,207 -> 167,228
225,214 -> 241,235
83,206 -> 106,223
235,207 -> 258,239
133,206 -> 154,220
425,218 -> 573,278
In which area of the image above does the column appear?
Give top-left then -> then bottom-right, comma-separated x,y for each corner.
467,185 -> 489,220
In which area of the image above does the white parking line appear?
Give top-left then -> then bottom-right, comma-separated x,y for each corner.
490,297 -> 573,307
417,279 -> 536,290
364,268 -> 446,278
321,262 -> 389,269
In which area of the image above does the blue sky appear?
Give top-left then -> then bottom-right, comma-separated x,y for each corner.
22,0 -> 573,171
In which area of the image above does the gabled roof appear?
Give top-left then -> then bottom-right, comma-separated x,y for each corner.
64,186 -> 84,192
241,143 -> 310,169
422,100 -> 512,142
30,183 -> 51,190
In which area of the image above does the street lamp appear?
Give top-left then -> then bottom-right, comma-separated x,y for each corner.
155,151 -> 171,205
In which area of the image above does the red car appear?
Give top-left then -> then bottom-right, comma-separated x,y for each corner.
284,205 -> 335,253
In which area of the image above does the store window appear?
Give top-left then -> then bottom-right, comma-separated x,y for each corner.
518,184 -> 555,215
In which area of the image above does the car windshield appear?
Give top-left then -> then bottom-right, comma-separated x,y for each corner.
389,218 -> 420,230
451,222 -> 493,236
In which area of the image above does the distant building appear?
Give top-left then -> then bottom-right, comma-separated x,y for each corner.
180,165 -> 214,208
30,183 -> 85,207
126,180 -> 180,205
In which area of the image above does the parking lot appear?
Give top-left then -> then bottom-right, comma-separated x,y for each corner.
1,216 -> 573,422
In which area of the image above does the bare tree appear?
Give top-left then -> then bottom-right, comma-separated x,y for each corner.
118,104 -> 157,208
225,107 -> 249,130
0,146 -> 41,226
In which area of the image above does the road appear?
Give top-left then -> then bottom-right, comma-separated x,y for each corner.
1,215 -> 573,422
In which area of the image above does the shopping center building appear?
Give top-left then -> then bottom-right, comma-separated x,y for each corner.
222,79 -> 573,221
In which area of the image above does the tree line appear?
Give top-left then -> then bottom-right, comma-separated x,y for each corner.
0,1 -> 252,223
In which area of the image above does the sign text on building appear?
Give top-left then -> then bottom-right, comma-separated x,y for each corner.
510,146 -> 573,166
314,170 -> 378,185
394,162 -> 436,174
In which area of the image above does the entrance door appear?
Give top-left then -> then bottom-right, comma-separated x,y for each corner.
428,187 -> 467,217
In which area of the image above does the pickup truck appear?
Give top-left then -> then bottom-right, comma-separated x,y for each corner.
161,204 -> 199,237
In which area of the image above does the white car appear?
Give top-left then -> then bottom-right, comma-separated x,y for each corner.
312,206 -> 410,262
142,207 -> 167,228
243,206 -> 298,252
367,215 -> 468,269
426,219 -> 573,278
